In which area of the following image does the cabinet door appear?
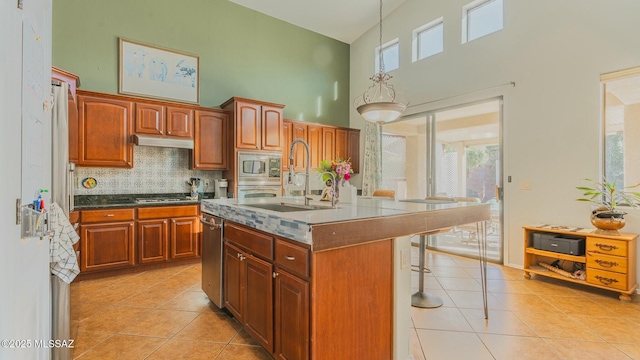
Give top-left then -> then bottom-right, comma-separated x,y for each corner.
80,221 -> 135,272
192,110 -> 228,170
347,129 -> 360,174
244,255 -> 274,353
262,105 -> 283,151
135,102 -> 165,135
275,269 -> 309,360
224,242 -> 244,322
322,127 -> 335,161
77,94 -> 134,168
170,216 -> 199,259
166,106 -> 193,138
335,129 -> 348,161
282,121 -> 293,171
307,126 -> 323,169
138,219 -> 169,264
291,123 -> 308,171
236,101 -> 262,149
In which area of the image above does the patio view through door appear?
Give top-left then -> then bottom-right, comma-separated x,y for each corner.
384,97 -> 503,262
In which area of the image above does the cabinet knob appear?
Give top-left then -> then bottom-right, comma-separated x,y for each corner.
273,272 -> 279,278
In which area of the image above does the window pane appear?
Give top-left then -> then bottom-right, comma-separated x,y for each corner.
468,0 -> 503,41
382,43 -> 399,72
418,23 -> 443,60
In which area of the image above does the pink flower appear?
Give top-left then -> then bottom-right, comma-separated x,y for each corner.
344,173 -> 351,181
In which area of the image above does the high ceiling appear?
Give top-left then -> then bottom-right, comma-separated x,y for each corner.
228,0 -> 406,44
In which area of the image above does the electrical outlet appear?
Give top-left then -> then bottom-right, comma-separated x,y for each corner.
204,180 -> 210,187
520,181 -> 531,190
400,248 -> 410,269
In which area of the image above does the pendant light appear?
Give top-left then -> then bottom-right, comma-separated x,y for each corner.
354,0 -> 409,123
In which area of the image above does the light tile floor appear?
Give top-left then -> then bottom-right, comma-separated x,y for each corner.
70,248 -> 640,359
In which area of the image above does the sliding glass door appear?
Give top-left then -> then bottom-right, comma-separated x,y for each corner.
384,97 -> 503,262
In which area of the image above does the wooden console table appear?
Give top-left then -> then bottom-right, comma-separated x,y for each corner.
523,225 -> 637,301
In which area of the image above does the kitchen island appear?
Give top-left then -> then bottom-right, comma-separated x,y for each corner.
201,196 -> 490,360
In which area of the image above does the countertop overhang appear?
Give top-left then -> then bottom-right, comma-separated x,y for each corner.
201,197 -> 491,250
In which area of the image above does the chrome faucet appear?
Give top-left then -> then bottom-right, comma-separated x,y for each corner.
288,139 -> 311,206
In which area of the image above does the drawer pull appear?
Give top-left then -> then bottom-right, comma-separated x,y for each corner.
104,214 -> 115,217
595,275 -> 619,285
285,256 -> 296,261
594,243 -> 618,251
594,259 -> 618,268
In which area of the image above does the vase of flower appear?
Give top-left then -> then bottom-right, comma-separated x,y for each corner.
317,158 -> 353,203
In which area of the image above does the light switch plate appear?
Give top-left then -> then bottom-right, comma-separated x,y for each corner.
400,248 -> 410,269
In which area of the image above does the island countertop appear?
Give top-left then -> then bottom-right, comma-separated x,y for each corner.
201,197 -> 490,250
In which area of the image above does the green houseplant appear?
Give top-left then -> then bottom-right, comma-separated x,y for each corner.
576,178 -> 640,234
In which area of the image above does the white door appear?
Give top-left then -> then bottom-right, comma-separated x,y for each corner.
1,1 -> 53,359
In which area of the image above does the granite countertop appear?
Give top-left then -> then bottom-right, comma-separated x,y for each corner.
74,192 -> 215,210
201,196 -> 490,247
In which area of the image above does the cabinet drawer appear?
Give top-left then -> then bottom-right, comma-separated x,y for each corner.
586,252 -> 627,274
138,205 -> 199,220
587,268 -> 627,290
586,237 -> 627,257
275,239 -> 310,278
81,208 -> 135,223
225,223 -> 273,260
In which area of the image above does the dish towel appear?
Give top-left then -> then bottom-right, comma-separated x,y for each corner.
49,202 -> 80,283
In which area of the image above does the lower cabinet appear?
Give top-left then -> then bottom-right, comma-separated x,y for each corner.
224,222 -> 309,359
274,269 -> 309,360
79,205 -> 200,274
79,208 -> 136,272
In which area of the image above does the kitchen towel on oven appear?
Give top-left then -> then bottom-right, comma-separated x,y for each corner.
49,202 -> 80,283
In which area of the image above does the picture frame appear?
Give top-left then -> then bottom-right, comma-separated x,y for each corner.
118,38 -> 199,104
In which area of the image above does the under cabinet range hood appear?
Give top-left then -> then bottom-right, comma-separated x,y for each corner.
133,134 -> 194,149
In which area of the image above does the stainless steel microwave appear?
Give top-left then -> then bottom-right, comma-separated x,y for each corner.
237,151 -> 281,186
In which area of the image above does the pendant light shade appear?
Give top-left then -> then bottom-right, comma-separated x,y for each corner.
354,0 -> 408,124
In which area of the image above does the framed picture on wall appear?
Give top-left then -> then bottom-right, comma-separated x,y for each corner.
118,38 -> 199,104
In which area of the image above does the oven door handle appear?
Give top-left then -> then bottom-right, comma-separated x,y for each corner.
242,188 -> 281,192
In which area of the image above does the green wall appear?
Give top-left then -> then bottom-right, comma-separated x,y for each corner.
52,0 -> 350,126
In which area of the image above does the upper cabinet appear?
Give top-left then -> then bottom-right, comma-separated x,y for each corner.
192,109 -> 228,170
282,120 -> 361,175
221,97 -> 285,151
77,91 -> 134,168
134,102 -> 193,138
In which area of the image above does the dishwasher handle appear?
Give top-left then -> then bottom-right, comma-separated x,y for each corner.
200,217 -> 222,228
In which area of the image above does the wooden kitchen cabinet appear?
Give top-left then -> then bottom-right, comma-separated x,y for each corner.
347,129 -> 360,174
224,223 -> 275,353
79,208 -> 136,272
274,269 -> 309,360
192,109 -> 228,170
283,120 -> 307,171
77,91 -> 134,168
134,102 -> 193,138
221,97 -> 285,151
335,128 -> 348,161
138,219 -> 169,264
321,127 -> 335,161
138,205 -> 200,261
307,125 -> 323,169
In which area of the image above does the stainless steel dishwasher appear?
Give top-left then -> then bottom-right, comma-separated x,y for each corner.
200,213 -> 224,308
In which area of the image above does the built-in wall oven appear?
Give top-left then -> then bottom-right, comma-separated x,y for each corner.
237,151 -> 282,198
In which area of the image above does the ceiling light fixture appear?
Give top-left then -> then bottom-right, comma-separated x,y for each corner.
354,0 -> 409,123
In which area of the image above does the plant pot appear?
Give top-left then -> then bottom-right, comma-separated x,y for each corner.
590,209 -> 626,235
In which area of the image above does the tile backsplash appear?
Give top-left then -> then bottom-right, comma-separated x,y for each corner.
75,146 -> 222,195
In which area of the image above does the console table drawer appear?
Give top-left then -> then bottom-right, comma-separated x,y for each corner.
586,237 -> 627,257
586,252 -> 627,274
587,268 -> 627,290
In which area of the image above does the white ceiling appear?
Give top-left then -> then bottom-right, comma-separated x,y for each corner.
228,0 -> 406,44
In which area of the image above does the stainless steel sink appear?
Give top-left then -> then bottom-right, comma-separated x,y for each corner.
242,202 -> 334,212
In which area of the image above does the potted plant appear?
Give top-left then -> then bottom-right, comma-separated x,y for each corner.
576,178 -> 640,234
